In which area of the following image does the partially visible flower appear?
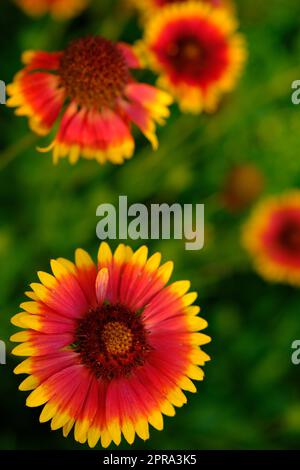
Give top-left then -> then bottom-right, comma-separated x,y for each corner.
221,164 -> 265,213
15,0 -> 89,19
141,2 -> 246,113
130,0 -> 234,17
243,191 -> 300,286
11,243 -> 210,447
7,36 -> 172,165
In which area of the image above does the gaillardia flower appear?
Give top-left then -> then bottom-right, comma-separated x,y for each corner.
15,0 -> 89,19
243,192 -> 300,286
11,243 -> 210,447
141,2 -> 246,113
7,36 -> 172,165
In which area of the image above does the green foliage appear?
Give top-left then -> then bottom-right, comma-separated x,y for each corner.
1,0 -> 300,450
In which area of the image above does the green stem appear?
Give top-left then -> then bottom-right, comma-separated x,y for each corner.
0,134 -> 38,172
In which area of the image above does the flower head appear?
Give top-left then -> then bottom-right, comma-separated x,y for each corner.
15,0 -> 89,19
7,37 -> 172,165
243,191 -> 300,286
11,243 -> 210,447
141,2 -> 246,113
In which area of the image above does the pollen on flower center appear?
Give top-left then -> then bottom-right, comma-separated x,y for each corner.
59,36 -> 130,109
102,321 -> 133,356
74,303 -> 151,380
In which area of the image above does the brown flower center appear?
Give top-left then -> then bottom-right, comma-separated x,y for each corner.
279,220 -> 300,253
74,303 -> 151,381
167,37 -> 204,65
59,36 -> 130,109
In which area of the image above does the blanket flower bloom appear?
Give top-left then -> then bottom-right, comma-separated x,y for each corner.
140,2 -> 246,113
11,243 -> 210,447
243,192 -> 300,286
7,36 -> 172,165
15,0 -> 89,19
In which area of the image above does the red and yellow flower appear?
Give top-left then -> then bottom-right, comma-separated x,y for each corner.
11,243 -> 210,447
140,2 -> 246,113
7,36 -> 172,165
15,0 -> 89,19
243,191 -> 300,286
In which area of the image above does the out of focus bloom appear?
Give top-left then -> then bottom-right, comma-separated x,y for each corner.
243,191 -> 300,286
141,2 -> 246,113
7,37 -> 172,165
15,0 -> 89,19
11,243 -> 210,447
221,164 -> 265,213
131,0 -> 234,17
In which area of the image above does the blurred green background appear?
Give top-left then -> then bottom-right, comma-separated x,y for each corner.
1,0 -> 300,450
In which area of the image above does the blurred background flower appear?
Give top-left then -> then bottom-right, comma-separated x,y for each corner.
140,2 -> 246,113
243,191 -> 300,286
1,0 -> 300,451
221,163 -> 265,212
14,0 -> 89,20
129,0 -> 235,19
